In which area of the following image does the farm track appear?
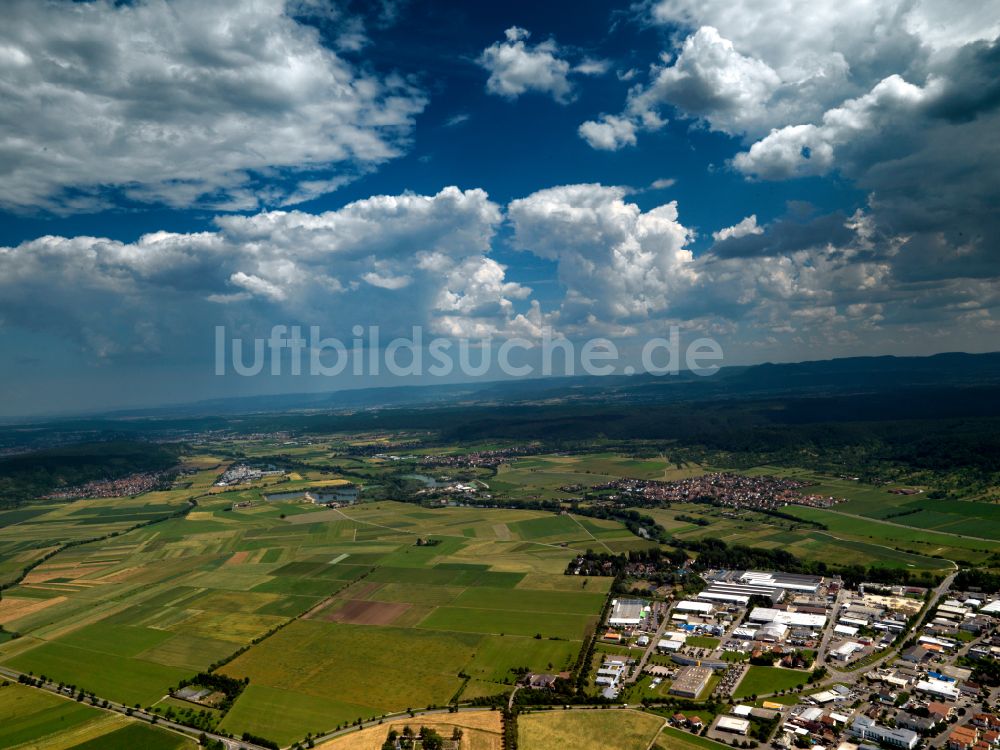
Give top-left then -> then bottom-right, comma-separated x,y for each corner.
566,513 -> 614,554
815,507 -> 997,543
809,530 -> 957,569
327,507 -> 594,553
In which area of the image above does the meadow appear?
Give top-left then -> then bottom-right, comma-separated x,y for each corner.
635,503 -> 969,572
489,452 -> 706,503
518,708 -> 666,750
733,666 -> 809,699
0,682 -> 194,749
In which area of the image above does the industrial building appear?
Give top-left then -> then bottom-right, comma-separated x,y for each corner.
915,678 -> 961,701
657,635 -> 684,653
607,598 -> 648,627
697,570 -> 825,607
850,717 -> 919,750
831,641 -> 864,661
749,607 -> 828,629
757,622 -> 789,642
739,570 -> 824,594
595,657 -> 627,698
669,666 -> 713,698
716,716 -> 751,735
697,588 -> 751,606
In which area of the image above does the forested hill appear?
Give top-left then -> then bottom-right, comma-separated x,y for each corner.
0,441 -> 180,509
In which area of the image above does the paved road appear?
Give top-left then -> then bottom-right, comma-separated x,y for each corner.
734,569 -> 958,702
626,603 -> 672,684
816,587 -> 846,667
824,569 -> 958,681
0,665 -> 266,750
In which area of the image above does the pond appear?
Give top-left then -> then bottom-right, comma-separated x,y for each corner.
400,473 -> 449,488
264,485 -> 360,503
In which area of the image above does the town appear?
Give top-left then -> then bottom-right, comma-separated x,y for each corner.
588,472 -> 845,511
41,469 -> 174,499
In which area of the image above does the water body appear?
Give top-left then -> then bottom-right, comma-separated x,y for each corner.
400,473 -> 448,488
265,485 -> 360,503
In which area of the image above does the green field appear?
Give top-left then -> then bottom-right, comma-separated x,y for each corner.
417,606 -> 595,639
0,682 -> 194,749
686,636 -> 720,649
449,586 -> 607,614
217,620 -> 477,742
5,641 -> 191,706
68,723 -> 194,750
656,725 -> 734,750
489,452 -> 707,506
0,481 -> 617,733
733,666 -> 809,699
219,684 -> 373,745
636,503 -> 963,571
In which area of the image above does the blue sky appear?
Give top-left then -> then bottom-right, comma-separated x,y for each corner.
0,0 -> 998,416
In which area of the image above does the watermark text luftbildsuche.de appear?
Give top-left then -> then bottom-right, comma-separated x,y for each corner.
215,324 -> 724,379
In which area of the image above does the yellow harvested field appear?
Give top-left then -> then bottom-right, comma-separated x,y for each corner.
316,711 -> 502,750
0,596 -> 66,626
91,566 -> 145,583
491,523 -> 511,540
186,511 -> 217,521
519,709 -> 665,750
23,563 -> 109,584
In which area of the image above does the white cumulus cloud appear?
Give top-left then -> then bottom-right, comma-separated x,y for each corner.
582,0 -> 1000,149
628,26 -> 782,135
0,187 -> 539,357
479,26 -> 608,104
0,0 -> 427,212
712,215 -> 763,241
508,184 -> 697,326
733,74 -> 930,179
577,115 -> 638,150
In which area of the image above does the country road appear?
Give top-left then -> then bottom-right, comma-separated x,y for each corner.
0,665 -> 267,750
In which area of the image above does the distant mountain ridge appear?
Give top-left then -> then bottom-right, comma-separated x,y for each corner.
100,350 -> 1000,419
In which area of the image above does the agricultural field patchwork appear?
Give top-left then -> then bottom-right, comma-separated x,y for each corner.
0,453 -> 620,747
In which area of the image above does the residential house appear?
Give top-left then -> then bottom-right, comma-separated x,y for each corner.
949,726 -> 980,750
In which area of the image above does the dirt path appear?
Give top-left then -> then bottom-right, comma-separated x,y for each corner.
568,513 -> 614,554
818,507 -> 996,543
328,507 -> 591,552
